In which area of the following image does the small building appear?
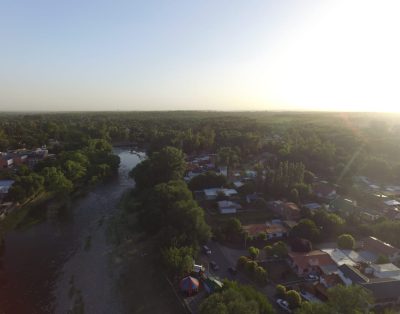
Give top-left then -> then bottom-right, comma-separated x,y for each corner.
287,250 -> 336,276
217,200 -> 241,214
0,154 -> 13,169
384,200 -> 400,207
0,180 -> 15,199
204,188 -> 238,200
303,203 -> 322,212
243,221 -> 288,240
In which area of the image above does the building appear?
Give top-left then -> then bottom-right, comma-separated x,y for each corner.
337,264 -> 369,286
313,182 -> 337,201
287,250 -> 336,276
361,236 -> 400,262
217,200 -> 241,214
268,201 -> 301,220
243,220 -> 288,240
204,188 -> 238,200
361,279 -> 400,307
303,203 -> 322,212
0,180 -> 15,200
0,154 -> 13,169
369,263 -> 400,280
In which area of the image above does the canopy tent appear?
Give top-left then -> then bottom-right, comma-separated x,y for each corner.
180,276 -> 199,296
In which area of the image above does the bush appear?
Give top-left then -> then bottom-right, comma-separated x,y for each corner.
275,284 -> 286,298
237,256 -> 249,269
286,290 -> 302,309
248,246 -> 260,259
337,234 -> 355,250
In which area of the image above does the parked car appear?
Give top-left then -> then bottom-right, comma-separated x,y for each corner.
203,245 -> 212,255
210,261 -> 219,271
276,299 -> 291,313
228,266 -> 237,275
306,274 -> 318,281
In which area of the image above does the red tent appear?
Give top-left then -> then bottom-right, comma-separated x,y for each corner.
180,276 -> 199,296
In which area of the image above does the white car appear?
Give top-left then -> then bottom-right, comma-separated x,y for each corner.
276,299 -> 291,313
306,274 -> 318,281
203,245 -> 211,255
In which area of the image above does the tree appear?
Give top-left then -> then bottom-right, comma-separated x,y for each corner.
248,246 -> 260,260
188,171 -> 227,191
237,256 -> 249,269
337,234 -> 355,250
313,210 -> 344,237
254,266 -> 268,284
224,218 -> 242,239
131,146 -> 186,189
64,160 -> 87,182
290,188 -> 300,204
289,237 -> 312,253
162,246 -> 194,278
275,284 -> 286,298
217,147 -> 240,175
273,241 -> 289,257
296,302 -> 332,314
286,290 -> 302,309
41,167 -> 73,195
290,219 -> 320,242
327,284 -> 372,314
200,280 -> 275,314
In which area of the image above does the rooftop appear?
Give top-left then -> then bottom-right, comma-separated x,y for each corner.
338,264 -> 369,284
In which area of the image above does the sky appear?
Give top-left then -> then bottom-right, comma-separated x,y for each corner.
0,0 -> 399,112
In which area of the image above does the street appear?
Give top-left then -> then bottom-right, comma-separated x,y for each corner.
202,241 -> 287,314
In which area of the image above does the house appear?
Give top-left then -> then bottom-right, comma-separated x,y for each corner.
368,263 -> 400,280
287,250 -> 336,276
361,279 -> 400,307
303,203 -> 322,212
268,201 -> 301,220
313,182 -> 337,201
233,181 -> 244,188
322,248 -> 358,267
0,154 -> 13,169
384,200 -> 400,207
337,264 -> 369,286
243,221 -> 288,240
361,236 -> 400,262
204,188 -> 238,200
0,180 -> 15,200
217,200 -> 241,214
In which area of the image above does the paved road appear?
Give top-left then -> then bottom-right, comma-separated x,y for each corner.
204,241 -> 287,314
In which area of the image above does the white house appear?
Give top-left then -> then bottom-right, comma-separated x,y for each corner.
204,188 -> 238,200
217,200 -> 241,214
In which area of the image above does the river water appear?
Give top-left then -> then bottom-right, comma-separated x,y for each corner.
0,149 -> 144,314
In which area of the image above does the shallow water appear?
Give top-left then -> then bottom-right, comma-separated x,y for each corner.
0,149 -> 144,314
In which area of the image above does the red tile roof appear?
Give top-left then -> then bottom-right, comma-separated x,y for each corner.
288,250 -> 336,270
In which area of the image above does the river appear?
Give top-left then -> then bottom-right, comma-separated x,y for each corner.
0,149 -> 144,314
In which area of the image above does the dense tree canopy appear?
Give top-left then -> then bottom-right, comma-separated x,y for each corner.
199,280 -> 275,314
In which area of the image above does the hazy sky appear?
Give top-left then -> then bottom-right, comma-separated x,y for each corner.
1,0 -> 399,112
